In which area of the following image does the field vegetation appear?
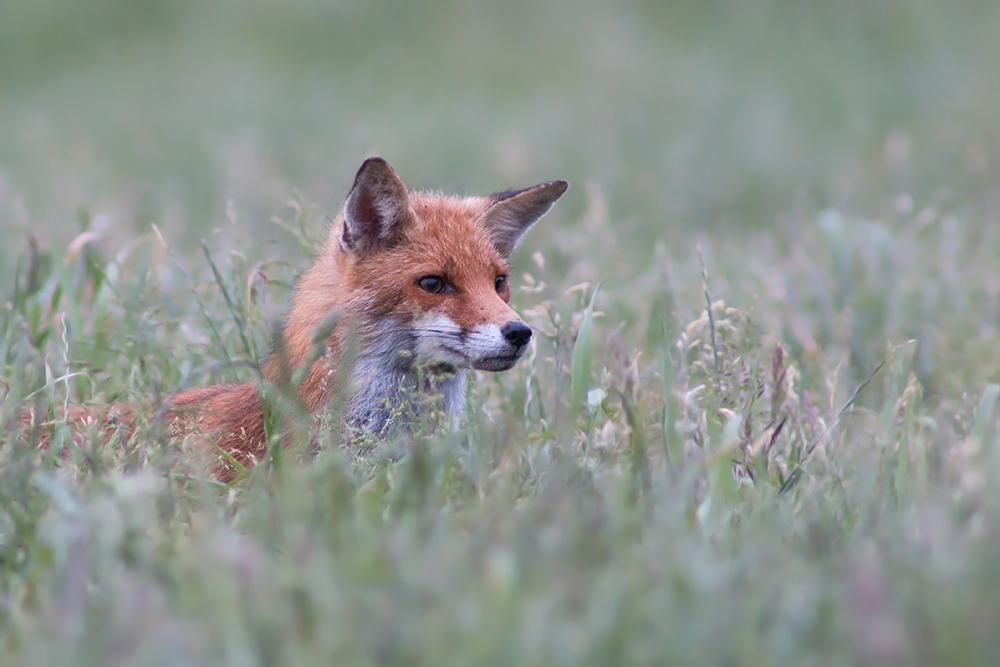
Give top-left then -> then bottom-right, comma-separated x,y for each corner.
2,1 -> 1000,664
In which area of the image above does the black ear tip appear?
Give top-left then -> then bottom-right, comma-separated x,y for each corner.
355,157 -> 391,180
537,180 -> 568,203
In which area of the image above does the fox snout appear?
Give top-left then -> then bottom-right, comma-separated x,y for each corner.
500,321 -> 532,348
466,319 -> 532,372
474,320 -> 531,372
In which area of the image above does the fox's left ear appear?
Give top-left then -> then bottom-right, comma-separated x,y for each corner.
479,180 -> 568,257
341,157 -> 414,255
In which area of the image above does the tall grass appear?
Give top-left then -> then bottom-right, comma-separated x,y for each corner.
2,0 -> 1000,664
2,203 -> 999,664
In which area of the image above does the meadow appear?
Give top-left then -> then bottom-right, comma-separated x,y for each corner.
2,0 -> 1000,664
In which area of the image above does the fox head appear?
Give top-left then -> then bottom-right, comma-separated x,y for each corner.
333,157 -> 567,374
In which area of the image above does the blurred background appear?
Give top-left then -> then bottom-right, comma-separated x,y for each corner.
3,0 -> 998,242
1,0 -> 999,390
7,4 -> 1000,662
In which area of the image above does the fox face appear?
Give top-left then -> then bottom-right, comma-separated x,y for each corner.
267,157 -> 566,442
334,158 -> 567,376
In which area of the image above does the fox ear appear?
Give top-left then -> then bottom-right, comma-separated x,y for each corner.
341,157 -> 414,254
480,180 -> 568,257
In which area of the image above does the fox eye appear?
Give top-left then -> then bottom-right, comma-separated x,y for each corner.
495,275 -> 507,293
417,275 -> 446,294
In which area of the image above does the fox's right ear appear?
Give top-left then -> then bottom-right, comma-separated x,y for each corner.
480,180 -> 568,258
340,157 -> 414,255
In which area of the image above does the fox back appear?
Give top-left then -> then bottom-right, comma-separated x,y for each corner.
169,158 -> 567,478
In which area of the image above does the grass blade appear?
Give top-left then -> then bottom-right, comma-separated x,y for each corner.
569,281 -> 601,419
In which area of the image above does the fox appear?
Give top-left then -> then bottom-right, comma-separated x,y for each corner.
22,158 -> 567,481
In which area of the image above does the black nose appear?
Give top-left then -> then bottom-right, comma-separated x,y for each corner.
501,321 -> 532,348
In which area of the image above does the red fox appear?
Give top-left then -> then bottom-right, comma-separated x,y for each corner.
25,158 -> 567,481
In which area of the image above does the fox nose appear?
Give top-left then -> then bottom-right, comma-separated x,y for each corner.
501,321 -> 532,348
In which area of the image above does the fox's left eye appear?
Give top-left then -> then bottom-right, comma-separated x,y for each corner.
495,275 -> 507,293
417,276 -> 446,294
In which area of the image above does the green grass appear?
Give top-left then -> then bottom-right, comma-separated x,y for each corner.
3,0 -> 1000,664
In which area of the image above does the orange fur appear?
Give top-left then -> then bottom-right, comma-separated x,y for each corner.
17,159 -> 567,482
